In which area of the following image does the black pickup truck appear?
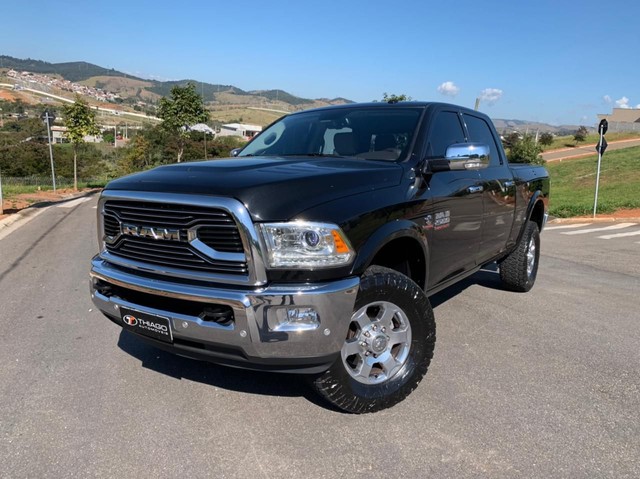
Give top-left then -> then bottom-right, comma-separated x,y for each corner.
90,102 -> 549,413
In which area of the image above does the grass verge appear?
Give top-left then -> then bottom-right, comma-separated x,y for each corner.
547,146 -> 640,217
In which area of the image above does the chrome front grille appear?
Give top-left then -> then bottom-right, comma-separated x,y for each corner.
102,200 -> 248,277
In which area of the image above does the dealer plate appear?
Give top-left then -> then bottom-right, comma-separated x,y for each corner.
120,307 -> 173,343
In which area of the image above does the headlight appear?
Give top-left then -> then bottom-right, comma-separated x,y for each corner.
259,222 -> 354,269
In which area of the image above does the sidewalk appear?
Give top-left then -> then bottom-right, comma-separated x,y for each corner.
542,138 -> 640,162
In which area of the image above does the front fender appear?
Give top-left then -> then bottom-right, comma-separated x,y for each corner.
350,219 -> 429,278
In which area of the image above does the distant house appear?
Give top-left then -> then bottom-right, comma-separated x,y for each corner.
597,108 -> 640,132
50,126 -> 102,144
50,126 -> 68,144
217,123 -> 262,139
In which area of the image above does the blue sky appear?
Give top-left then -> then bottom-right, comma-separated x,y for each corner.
1,0 -> 638,125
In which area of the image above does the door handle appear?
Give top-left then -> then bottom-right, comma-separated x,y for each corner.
467,185 -> 484,194
503,180 -> 515,188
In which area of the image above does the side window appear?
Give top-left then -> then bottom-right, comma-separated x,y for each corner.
427,111 -> 465,158
463,114 -> 502,166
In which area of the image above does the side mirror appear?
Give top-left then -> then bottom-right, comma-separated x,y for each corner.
230,148 -> 242,157
423,143 -> 490,173
445,143 -> 490,170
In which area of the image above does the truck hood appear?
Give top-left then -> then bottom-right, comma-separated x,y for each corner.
105,156 -> 404,220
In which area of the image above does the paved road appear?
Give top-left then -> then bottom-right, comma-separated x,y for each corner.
1,197 -> 639,478
542,138 -> 640,162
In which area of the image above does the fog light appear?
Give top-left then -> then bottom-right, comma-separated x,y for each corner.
271,307 -> 320,332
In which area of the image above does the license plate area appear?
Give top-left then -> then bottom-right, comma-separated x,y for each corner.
120,307 -> 173,343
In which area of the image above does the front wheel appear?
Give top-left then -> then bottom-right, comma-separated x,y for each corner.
312,266 -> 436,413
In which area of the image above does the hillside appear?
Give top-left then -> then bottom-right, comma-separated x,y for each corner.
0,55 -> 141,83
492,118 -> 592,135
0,55 -> 334,111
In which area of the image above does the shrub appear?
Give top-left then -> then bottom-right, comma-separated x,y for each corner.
507,134 -> 545,165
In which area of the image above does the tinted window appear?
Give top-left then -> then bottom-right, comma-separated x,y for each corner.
463,114 -> 502,166
427,111 -> 465,157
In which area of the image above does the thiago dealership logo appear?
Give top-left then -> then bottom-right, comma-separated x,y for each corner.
123,314 -> 138,326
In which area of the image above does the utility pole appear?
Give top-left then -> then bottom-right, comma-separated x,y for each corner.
41,110 -> 57,192
474,98 -> 480,111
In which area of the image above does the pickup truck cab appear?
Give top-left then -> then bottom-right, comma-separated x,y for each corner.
90,102 -> 549,413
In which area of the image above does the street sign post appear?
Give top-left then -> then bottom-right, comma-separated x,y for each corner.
41,110 -> 57,192
593,119 -> 608,218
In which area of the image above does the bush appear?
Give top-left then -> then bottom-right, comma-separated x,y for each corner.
507,134 -> 545,165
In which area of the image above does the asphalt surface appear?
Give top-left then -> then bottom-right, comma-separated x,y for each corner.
1,196 -> 639,478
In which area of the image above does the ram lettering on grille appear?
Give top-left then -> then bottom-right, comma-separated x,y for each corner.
121,223 -> 182,242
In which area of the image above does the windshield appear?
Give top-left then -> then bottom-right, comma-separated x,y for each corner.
238,107 -> 423,161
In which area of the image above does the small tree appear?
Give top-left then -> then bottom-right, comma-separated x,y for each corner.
507,134 -> 545,165
117,135 -> 153,176
574,126 -> 588,145
381,93 -> 412,103
539,132 -> 554,146
501,132 -> 521,150
62,95 -> 100,190
158,83 -> 209,163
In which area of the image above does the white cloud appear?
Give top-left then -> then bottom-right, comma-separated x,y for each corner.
479,88 -> 503,105
615,96 -> 630,109
603,95 -> 612,104
437,81 -> 460,97
636,104 -> 640,109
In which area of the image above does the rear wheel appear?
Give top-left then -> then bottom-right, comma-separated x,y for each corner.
499,220 -> 540,292
312,266 -> 436,413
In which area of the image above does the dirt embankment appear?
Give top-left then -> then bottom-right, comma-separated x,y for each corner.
0,189 -> 93,221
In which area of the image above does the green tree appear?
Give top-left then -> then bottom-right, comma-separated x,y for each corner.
539,132 -> 554,146
381,92 -> 412,103
157,83 -> 209,163
62,95 -> 100,190
116,135 -> 153,176
501,132 -> 521,150
507,134 -> 545,165
574,126 -> 588,145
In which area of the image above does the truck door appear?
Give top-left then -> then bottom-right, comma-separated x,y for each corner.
462,113 -> 516,262
421,110 -> 483,287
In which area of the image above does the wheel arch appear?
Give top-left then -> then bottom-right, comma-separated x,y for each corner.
527,193 -> 546,231
351,220 -> 429,290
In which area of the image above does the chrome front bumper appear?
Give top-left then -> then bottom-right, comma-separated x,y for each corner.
90,257 -> 359,373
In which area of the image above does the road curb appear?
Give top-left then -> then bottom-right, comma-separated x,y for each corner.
548,216 -> 640,224
0,189 -> 100,231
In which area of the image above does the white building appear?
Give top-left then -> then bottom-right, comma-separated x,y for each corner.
50,126 -> 102,144
217,123 -> 262,139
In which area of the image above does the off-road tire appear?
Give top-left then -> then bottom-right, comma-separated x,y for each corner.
499,220 -> 540,292
312,266 -> 436,414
